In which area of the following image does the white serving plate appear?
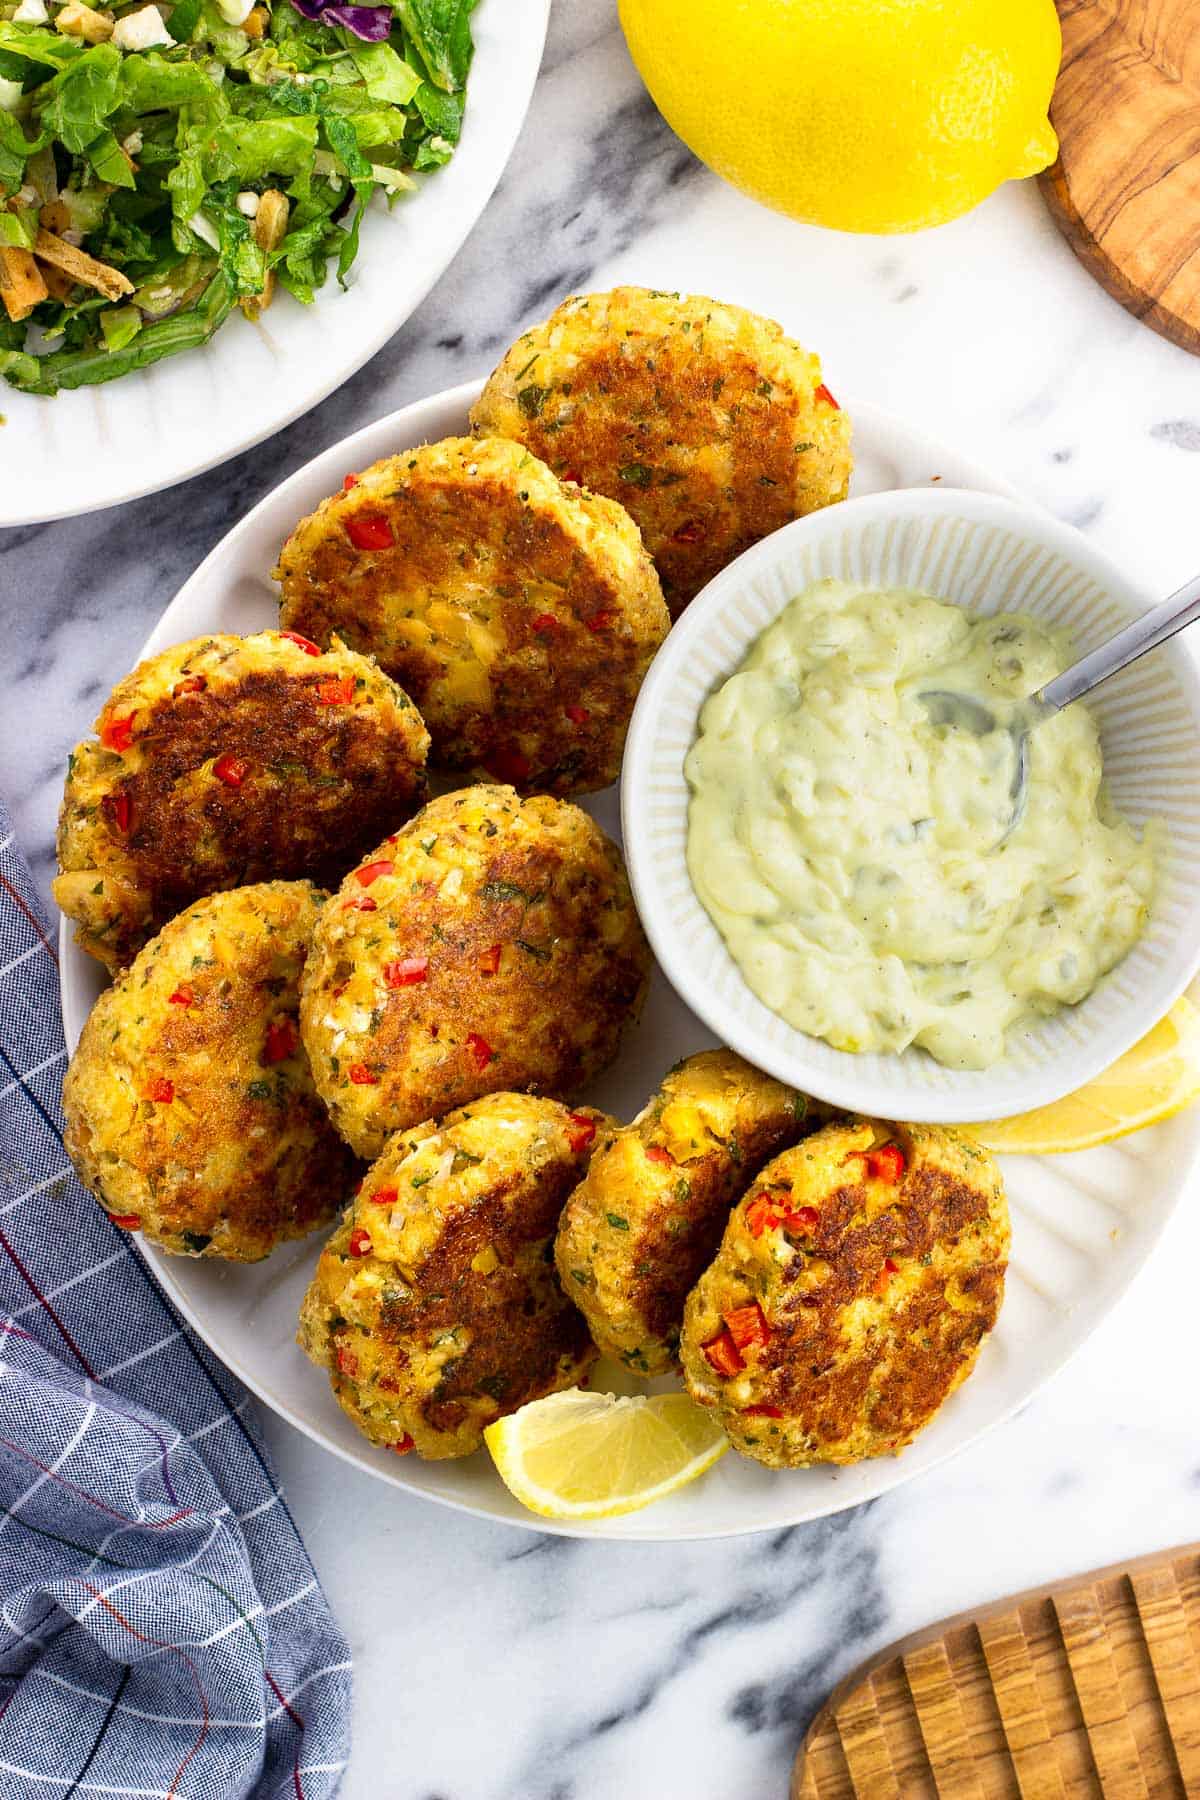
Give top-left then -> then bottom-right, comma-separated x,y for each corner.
59,381 -> 1200,1539
1,2 -> 548,527
622,486 -> 1200,1124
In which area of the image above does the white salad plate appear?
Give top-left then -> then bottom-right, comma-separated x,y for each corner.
1,1 -> 549,528
623,486 -> 1200,1124
59,380 -> 1200,1539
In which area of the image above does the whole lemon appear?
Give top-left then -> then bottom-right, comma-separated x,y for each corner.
618,0 -> 1062,233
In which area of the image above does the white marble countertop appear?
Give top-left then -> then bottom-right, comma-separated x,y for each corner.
5,5 -> 1200,1794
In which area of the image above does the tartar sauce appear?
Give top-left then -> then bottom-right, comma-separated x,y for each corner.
685,580 -> 1160,1070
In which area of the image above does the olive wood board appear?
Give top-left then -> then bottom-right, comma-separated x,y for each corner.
791,1541 -> 1200,1796
1040,0 -> 1200,356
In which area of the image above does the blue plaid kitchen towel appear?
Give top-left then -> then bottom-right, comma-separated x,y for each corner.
0,803 -> 352,1799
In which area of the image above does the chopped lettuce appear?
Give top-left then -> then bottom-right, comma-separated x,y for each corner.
99,303 -> 142,350
85,127 -> 138,188
0,208 -> 36,249
0,110 -> 32,195
120,52 -> 226,111
166,0 -> 204,42
411,78 -> 463,144
0,23 -> 85,71
196,0 -> 251,61
202,184 -> 267,292
348,41 -> 421,105
212,113 -> 320,178
38,42 -> 123,153
394,0 -> 476,94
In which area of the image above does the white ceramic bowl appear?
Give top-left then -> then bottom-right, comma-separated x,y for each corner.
622,487 -> 1200,1124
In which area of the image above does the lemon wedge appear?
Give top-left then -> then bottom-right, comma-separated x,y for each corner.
484,1388 -> 727,1520
965,997 -> 1200,1156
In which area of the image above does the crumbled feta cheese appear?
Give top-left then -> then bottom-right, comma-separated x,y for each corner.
121,128 -> 143,154
13,0 -> 48,23
187,209 -> 220,251
235,190 -> 259,218
16,184 -> 38,208
26,322 -> 64,354
0,78 -> 22,112
214,0 -> 253,22
111,4 -> 172,49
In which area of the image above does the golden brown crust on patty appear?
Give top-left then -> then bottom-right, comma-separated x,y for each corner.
297,1092 -> 605,1458
54,631 -> 429,972
274,436 -> 668,796
300,784 -> 652,1159
680,1119 -> 1008,1467
470,287 -> 853,614
555,1049 -> 834,1375
62,881 -> 358,1261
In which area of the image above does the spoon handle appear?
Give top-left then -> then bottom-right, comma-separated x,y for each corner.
1037,567 -> 1200,713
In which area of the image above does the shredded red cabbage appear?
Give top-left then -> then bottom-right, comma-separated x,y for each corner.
287,0 -> 393,40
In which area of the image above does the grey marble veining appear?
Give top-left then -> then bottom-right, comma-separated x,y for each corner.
5,4 -> 1200,1796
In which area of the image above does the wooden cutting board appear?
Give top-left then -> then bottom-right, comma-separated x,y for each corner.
791,1542 -> 1200,1796
1039,0 -> 1200,356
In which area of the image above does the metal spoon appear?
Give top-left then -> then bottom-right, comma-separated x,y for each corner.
920,566 -> 1200,844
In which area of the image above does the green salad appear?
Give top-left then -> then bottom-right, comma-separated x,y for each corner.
0,0 -> 476,393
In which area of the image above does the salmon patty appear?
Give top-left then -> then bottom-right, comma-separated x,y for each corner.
62,882 -> 358,1261
300,784 -> 651,1159
680,1119 -> 1008,1467
55,630 -> 429,971
297,1093 -> 605,1459
471,287 -> 853,614
556,1049 -> 833,1375
275,436 -> 668,796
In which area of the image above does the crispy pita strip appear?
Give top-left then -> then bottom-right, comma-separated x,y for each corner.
55,2 -> 114,40
39,200 -> 72,236
0,246 -> 48,323
40,262 -> 78,303
34,228 -> 134,301
241,188 -> 288,321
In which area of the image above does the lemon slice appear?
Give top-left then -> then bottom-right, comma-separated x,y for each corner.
485,1388 -> 727,1520
965,997 -> 1200,1155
